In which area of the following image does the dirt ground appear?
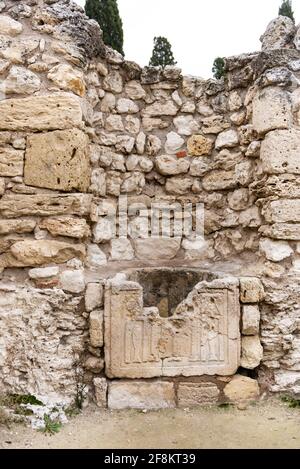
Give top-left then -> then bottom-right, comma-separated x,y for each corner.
0,398 -> 300,449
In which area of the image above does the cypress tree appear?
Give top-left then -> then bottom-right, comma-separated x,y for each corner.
278,0 -> 295,22
149,36 -> 177,68
85,0 -> 124,55
212,57 -> 225,80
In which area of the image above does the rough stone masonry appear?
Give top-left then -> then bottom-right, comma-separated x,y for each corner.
0,1 -> 300,409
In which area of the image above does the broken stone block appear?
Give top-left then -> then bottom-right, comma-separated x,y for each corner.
260,223 -> 300,241
24,129 -> 90,192
252,88 -> 292,134
108,381 -> 176,410
261,129 -> 300,175
240,277 -> 265,303
105,275 -> 240,378
224,375 -> 260,403
177,382 -> 220,407
0,93 -> 83,131
0,15 -> 23,36
259,238 -> 293,262
48,64 -> 86,96
241,336 -> 263,369
1,66 -> 41,95
187,135 -> 213,156
93,378 -> 107,408
242,305 -> 260,336
89,309 -> 104,348
39,216 -> 90,239
85,283 -> 104,312
60,270 -> 85,293
0,147 -> 24,177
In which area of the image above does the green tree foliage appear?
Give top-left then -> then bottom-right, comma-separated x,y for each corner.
85,0 -> 124,55
212,57 -> 225,80
149,36 -> 177,68
278,0 -> 295,22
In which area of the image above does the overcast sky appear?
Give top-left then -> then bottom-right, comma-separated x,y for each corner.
75,0 -> 300,77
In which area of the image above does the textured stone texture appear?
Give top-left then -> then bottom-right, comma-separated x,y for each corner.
242,305 -> 260,336
177,382 -> 220,407
241,336 -> 264,369
253,88 -> 292,134
39,216 -> 90,239
0,94 -> 83,131
24,129 -> 90,192
94,378 -> 107,408
108,381 -> 176,410
240,278 -> 265,303
89,310 -> 104,348
187,135 -> 213,156
0,148 -> 24,176
261,130 -> 300,175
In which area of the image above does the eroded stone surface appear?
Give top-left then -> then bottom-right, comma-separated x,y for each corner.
108,381 -> 176,410
224,375 -> 260,402
24,129 -> 90,192
177,382 -> 220,407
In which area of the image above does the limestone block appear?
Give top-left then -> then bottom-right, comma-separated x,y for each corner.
166,176 -> 194,195
86,243 -> 107,269
90,168 -> 106,196
100,93 -> 116,112
228,91 -> 242,111
39,216 -> 90,239
0,94 -> 83,131
121,172 -> 145,194
85,283 -> 104,312
173,115 -> 199,136
115,135 -> 135,154
117,98 -> 139,114
187,135 -> 213,156
260,223 -> 300,240
89,309 -> 104,348
24,129 -> 90,192
155,154 -> 189,176
261,16 -> 295,50
146,135 -> 161,156
224,375 -> 260,402
124,116 -> 140,134
134,238 -> 181,260
165,131 -> 184,154
142,100 -> 178,117
240,277 -> 265,303
60,270 -> 85,293
0,193 -> 92,218
125,80 -> 146,100
259,238 -> 293,262
0,177 -> 4,195
0,218 -> 36,235
104,277 -> 240,378
108,381 -> 176,410
261,130 -> 300,175
177,382 -> 220,407
93,378 -> 107,408
1,66 -> 41,95
105,115 -> 124,132
136,132 -> 146,154
242,305 -> 260,336
28,266 -> 59,280
1,240 -> 85,269
0,15 -> 23,36
252,88 -> 291,134
202,170 -> 236,191
103,71 -> 123,93
262,199 -> 300,224
215,129 -> 239,149
202,115 -> 230,134
93,218 -> 115,243
0,147 -> 23,176
241,336 -> 263,369
189,157 -> 210,176
110,238 -> 134,261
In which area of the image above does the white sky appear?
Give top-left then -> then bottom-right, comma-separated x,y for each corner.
75,0 -> 300,78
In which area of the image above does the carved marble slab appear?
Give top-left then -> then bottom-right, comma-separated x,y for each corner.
104,275 -> 241,378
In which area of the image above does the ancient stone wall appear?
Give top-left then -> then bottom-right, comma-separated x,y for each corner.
0,1 -> 300,407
